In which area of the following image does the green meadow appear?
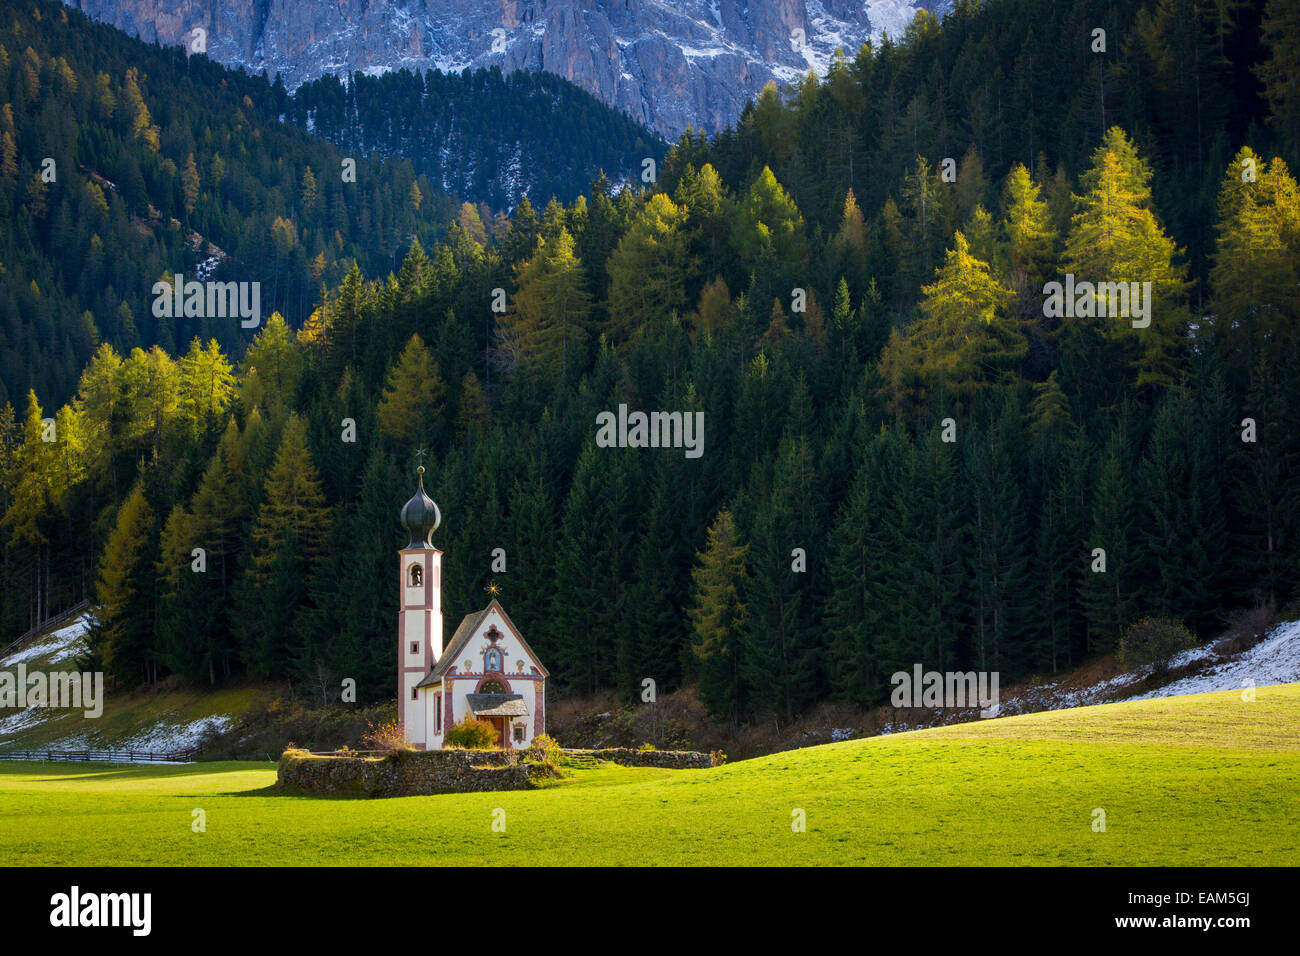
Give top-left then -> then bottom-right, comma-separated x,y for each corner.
3,685 -> 1298,866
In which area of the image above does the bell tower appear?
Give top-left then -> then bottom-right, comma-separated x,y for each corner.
398,465 -> 443,748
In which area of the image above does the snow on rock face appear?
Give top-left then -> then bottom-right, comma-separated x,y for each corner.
66,0 -> 951,138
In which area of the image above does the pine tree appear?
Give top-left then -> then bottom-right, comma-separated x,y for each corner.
825,433 -> 894,704
966,402 -> 1031,674
885,426 -> 967,676
238,414 -> 332,677
741,435 -> 822,723
689,508 -> 750,723
1081,428 -> 1139,652
1256,0 -> 1300,158
552,445 -> 634,693
456,370 -> 490,438
92,480 -> 156,685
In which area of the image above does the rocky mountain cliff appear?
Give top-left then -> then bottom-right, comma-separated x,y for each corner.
66,0 -> 949,139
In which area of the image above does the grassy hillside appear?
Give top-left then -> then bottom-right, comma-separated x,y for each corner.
3,684 -> 1297,866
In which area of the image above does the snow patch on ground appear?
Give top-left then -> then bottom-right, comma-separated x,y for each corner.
0,707 -> 49,736
1,616 -> 92,667
1126,620 -> 1300,701
115,715 -> 235,753
868,619 -> 1300,739
2,614 -> 233,759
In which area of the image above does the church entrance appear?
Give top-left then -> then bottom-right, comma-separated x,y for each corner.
485,716 -> 506,747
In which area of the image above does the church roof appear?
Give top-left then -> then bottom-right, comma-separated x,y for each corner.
466,694 -> 529,717
415,598 -> 549,688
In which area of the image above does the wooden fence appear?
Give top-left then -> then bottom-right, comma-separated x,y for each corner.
0,747 -> 196,764
0,600 -> 91,661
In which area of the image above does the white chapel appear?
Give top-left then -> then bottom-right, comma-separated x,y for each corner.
397,467 -> 548,750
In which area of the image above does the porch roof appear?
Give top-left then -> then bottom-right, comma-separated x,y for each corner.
466,693 -> 529,718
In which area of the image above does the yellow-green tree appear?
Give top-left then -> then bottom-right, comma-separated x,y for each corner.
239,313 -> 302,411
878,231 -> 1023,417
607,193 -> 689,343
1062,127 -> 1190,389
1210,147 -> 1300,377
93,480 -> 155,684
178,338 -> 235,433
731,166 -> 808,266
118,345 -> 179,459
1001,163 -> 1056,282
502,226 -> 592,375
181,153 -> 200,213
376,333 -> 446,443
122,67 -> 159,151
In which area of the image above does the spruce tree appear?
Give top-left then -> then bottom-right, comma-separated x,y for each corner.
689,508 -> 750,723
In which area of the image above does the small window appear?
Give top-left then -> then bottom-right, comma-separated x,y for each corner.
409,564 -> 423,586
411,687 -> 418,700
513,724 -> 525,743
435,695 -> 442,732
410,641 -> 419,654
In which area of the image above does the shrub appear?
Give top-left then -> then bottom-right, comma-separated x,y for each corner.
444,715 -> 499,750
637,742 -> 656,751
1218,601 -> 1278,654
1120,616 -> 1196,674
530,733 -> 561,759
361,718 -> 413,753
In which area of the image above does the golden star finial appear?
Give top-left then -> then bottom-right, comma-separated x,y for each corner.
485,579 -> 501,599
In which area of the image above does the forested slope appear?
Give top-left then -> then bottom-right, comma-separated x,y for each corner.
1,0 -> 1297,729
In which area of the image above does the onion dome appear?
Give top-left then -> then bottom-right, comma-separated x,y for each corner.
400,466 -> 441,549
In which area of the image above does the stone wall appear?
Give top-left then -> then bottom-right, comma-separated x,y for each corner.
564,748 -> 722,769
276,748 -> 546,798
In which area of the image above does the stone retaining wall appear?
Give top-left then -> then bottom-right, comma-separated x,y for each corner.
564,747 -> 722,769
276,748 -> 544,797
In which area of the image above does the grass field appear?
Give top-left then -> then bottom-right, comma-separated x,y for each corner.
2,684 -> 1298,866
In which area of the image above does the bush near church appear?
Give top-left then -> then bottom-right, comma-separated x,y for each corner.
1120,617 -> 1197,674
444,715 -> 500,750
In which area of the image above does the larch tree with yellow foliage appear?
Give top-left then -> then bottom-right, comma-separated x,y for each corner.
878,231 -> 1024,418
376,333 -> 446,444
1061,127 -> 1191,390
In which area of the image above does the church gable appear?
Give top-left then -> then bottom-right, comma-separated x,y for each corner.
447,600 -> 548,681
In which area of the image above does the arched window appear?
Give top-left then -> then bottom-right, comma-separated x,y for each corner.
479,678 -> 507,694
408,564 -> 422,586
485,648 -> 502,672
